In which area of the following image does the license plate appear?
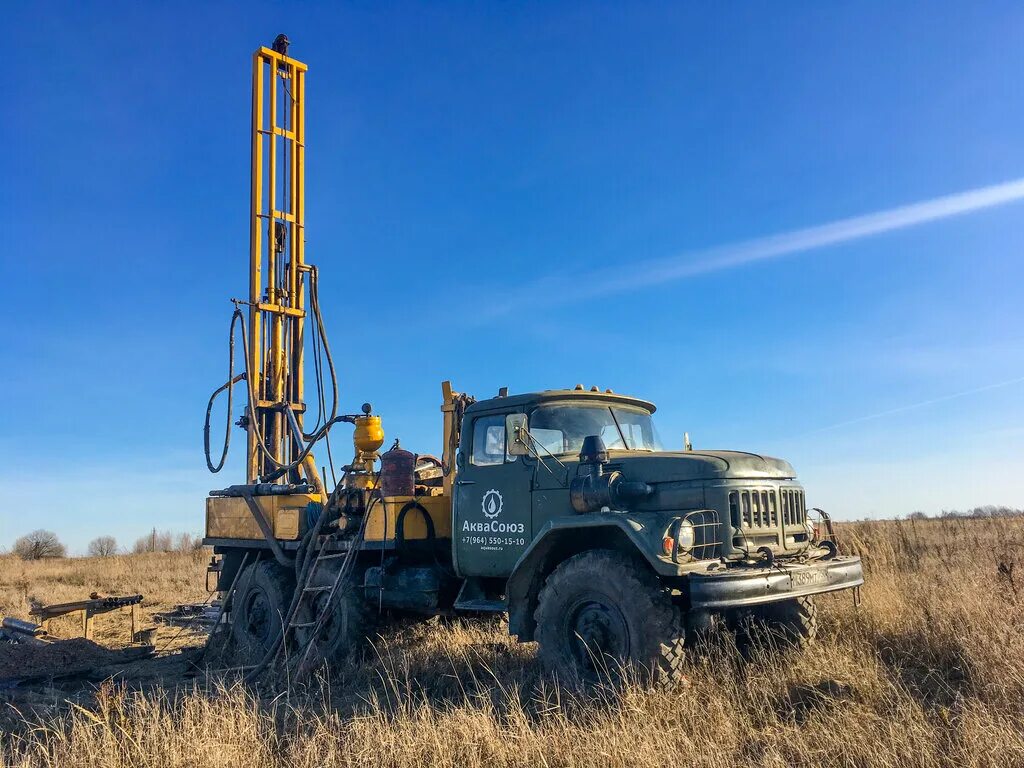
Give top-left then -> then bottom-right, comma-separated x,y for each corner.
791,569 -> 828,588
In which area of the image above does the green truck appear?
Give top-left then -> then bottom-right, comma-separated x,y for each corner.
211,384 -> 864,685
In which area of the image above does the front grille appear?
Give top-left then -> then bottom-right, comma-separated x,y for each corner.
730,488 -> 804,529
780,488 -> 806,527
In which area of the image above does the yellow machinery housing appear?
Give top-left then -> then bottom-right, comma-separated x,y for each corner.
206,493 -> 318,541
364,494 -> 452,543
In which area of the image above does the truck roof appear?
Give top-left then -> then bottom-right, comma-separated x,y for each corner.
466,388 -> 656,415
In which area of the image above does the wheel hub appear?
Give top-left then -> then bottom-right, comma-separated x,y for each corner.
243,589 -> 272,641
568,597 -> 628,671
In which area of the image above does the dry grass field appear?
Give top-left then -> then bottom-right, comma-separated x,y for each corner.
2,516 -> 1023,767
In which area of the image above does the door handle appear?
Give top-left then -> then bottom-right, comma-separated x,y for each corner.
456,480 -> 476,486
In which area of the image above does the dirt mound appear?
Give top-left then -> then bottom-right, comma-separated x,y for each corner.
0,638 -> 152,683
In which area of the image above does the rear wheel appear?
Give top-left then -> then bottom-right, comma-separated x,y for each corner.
534,550 -> 687,686
230,560 -> 294,653
292,566 -> 376,666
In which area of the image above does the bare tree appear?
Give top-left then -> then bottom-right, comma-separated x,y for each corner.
175,532 -> 205,552
13,530 -> 66,560
87,536 -> 118,557
132,528 -> 174,554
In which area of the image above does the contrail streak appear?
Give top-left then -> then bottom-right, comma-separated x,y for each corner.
799,375 -> 1024,437
486,176 -> 1024,316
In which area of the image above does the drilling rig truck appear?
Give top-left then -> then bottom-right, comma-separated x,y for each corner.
202,38 -> 865,685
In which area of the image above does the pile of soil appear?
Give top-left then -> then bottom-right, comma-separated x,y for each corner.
0,638 -> 153,683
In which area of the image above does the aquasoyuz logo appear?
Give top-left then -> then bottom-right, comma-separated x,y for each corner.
463,488 -> 523,534
482,489 -> 503,519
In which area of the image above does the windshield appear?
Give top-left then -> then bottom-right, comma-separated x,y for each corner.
529,404 -> 664,455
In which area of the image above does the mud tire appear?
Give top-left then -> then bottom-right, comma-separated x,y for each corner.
230,560 -> 294,654
736,596 -> 818,652
765,596 -> 818,647
534,549 -> 687,686
292,566 -> 377,666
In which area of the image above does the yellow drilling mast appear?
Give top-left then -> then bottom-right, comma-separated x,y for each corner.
246,40 -> 318,490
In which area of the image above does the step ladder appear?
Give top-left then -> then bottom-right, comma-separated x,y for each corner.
279,514 -> 369,678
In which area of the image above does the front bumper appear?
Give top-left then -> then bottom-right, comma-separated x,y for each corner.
687,556 -> 863,610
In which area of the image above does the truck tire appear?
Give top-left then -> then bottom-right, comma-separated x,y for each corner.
766,596 -> 817,647
231,560 -> 294,653
293,567 -> 376,666
735,596 -> 817,651
534,550 -> 687,686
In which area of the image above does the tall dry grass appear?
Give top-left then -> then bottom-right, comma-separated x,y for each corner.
2,517 -> 1024,767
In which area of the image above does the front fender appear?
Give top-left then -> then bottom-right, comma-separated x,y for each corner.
505,512 -> 681,640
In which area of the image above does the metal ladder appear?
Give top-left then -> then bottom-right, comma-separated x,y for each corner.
280,507 -> 369,677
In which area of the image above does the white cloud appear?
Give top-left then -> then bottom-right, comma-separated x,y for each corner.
483,176 -> 1024,317
797,375 -> 1024,437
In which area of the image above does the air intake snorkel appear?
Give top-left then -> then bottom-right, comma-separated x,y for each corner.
569,435 -> 653,513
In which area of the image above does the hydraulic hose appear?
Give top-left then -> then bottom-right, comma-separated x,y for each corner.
204,266 -> 340,483
309,267 -> 339,427
394,500 -> 436,551
205,310 -> 334,481
202,307 -> 287,471
203,311 -> 246,473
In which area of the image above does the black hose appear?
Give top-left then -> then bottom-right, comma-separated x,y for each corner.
204,266 -> 341,484
394,501 -> 436,552
309,267 -> 339,426
203,311 -> 246,473
394,500 -> 456,577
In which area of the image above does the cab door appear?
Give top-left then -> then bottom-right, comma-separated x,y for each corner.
453,411 -> 533,578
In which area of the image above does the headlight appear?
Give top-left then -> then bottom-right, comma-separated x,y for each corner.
663,520 -> 697,557
804,518 -> 816,541
677,521 -> 695,552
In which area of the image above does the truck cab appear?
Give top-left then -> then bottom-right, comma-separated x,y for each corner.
449,386 -> 863,682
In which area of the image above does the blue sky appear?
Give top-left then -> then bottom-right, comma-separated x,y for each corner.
3,2 -> 1023,552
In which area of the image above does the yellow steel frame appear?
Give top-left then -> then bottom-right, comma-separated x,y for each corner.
247,46 -> 316,487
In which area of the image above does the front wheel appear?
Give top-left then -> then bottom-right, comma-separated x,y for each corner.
762,596 -> 817,647
733,596 -> 817,652
533,550 -> 687,686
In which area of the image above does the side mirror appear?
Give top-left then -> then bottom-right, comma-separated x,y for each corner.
506,413 -> 530,456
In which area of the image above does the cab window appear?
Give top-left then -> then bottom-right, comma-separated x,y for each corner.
470,414 -> 510,466
528,403 -> 663,454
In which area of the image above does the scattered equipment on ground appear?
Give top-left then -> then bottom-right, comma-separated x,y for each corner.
153,603 -> 222,631
0,618 -> 50,646
30,594 -> 143,643
202,37 -> 865,685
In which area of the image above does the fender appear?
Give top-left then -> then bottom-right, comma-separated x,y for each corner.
505,512 -> 680,640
